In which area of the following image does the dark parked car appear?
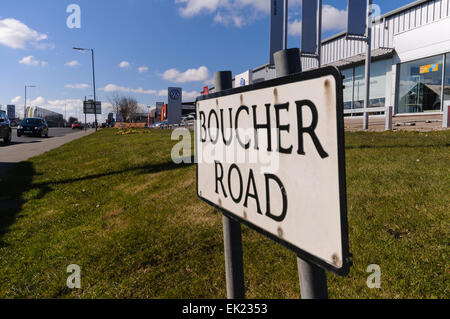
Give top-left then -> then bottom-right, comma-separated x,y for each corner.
0,110 -> 12,144
17,118 -> 49,138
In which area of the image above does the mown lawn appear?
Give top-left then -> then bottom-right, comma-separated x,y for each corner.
0,128 -> 448,299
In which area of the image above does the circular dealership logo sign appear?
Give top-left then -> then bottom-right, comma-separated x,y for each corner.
169,89 -> 181,101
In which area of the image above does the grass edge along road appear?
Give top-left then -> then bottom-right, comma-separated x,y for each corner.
0,129 -> 448,298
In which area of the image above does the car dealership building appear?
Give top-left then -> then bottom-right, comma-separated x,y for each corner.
238,0 -> 450,118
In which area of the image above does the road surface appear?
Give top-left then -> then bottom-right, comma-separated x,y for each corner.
0,128 -> 94,178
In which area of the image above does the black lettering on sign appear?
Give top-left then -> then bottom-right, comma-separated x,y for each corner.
208,109 -> 219,144
275,103 -> 293,154
199,111 -> 207,142
214,161 -> 228,198
296,100 -> 329,159
235,105 -> 250,149
252,104 -> 272,152
244,169 -> 262,215
265,174 -> 288,222
220,108 -> 233,146
228,164 -> 243,203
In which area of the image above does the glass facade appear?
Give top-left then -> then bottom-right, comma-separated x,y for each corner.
445,53 -> 450,103
397,55 -> 443,113
342,68 -> 354,110
341,59 -> 391,112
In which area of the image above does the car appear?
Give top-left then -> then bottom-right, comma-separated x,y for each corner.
17,118 -> 49,138
72,122 -> 83,129
0,110 -> 12,144
181,115 -> 195,126
154,120 -> 168,128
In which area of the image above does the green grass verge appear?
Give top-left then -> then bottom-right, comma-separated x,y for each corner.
0,129 -> 448,298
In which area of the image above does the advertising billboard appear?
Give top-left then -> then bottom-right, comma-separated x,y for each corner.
7,105 -> 15,120
168,87 -> 182,125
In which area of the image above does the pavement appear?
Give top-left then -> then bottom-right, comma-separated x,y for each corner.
0,128 -> 95,178
345,114 -> 446,132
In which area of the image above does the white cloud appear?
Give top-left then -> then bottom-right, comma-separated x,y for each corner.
288,19 -> 302,36
119,61 -> 131,68
11,96 -> 21,104
22,97 -> 112,122
321,5 -> 347,32
0,18 -> 48,49
19,55 -> 47,67
46,99 -> 84,119
289,5 -> 347,36
203,78 -> 214,86
65,84 -> 90,89
162,66 -> 209,83
183,90 -> 201,101
175,1 -> 345,30
158,90 -> 168,97
30,96 -> 46,106
102,84 -> 157,95
175,0 -> 301,27
175,0 -> 221,17
65,60 -> 80,67
138,66 -> 149,73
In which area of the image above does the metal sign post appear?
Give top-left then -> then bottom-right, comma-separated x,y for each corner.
363,0 -> 372,130
346,0 -> 373,130
270,0 -> 286,65
300,0 -> 322,68
274,48 -> 328,299
215,71 -> 245,299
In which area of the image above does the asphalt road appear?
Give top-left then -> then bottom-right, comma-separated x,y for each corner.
0,128 -> 94,178
11,127 -> 79,144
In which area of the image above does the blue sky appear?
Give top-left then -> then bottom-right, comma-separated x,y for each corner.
0,0 -> 414,121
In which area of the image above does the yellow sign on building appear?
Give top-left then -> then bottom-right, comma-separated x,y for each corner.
420,64 -> 439,74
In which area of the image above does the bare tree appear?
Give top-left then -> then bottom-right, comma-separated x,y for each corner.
68,116 -> 78,124
108,93 -> 139,122
127,97 -> 139,122
108,92 -> 121,115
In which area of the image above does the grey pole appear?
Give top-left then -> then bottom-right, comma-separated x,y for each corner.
297,258 -> 328,298
317,0 -> 323,68
73,47 -> 97,131
24,86 -> 27,119
274,48 -> 328,299
91,49 -> 98,132
283,0 -> 288,50
215,71 -> 245,299
363,0 -> 372,130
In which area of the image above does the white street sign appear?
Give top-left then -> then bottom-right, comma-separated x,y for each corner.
196,67 -> 349,275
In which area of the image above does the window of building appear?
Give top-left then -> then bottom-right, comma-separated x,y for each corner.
353,60 -> 390,109
342,68 -> 354,110
354,65 -> 365,109
444,53 -> 450,104
397,55 -> 443,114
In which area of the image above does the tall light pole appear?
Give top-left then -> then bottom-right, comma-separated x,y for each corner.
73,47 -> 98,131
24,85 -> 36,119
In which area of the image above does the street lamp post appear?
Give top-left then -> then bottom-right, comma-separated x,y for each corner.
73,47 -> 98,131
24,85 -> 36,119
